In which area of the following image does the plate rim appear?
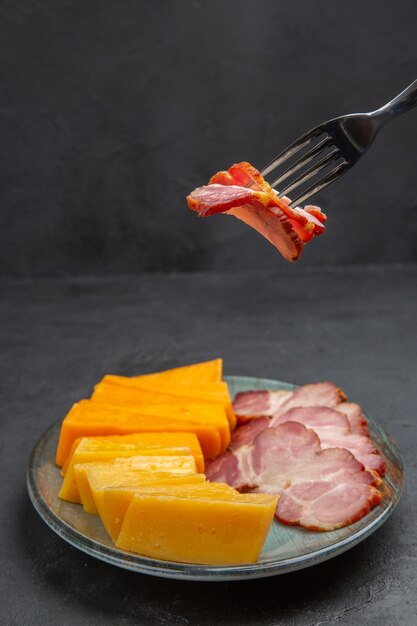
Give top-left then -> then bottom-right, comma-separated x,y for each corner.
27,375 -> 405,581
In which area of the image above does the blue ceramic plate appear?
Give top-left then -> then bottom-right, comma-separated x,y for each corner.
27,376 -> 404,581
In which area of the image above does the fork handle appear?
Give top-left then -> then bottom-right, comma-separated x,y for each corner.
375,79 -> 417,121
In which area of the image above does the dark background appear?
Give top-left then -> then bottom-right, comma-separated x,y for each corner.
1,0 -> 416,277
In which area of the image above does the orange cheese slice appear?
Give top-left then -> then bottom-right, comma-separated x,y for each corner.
62,431 -> 204,475
55,402 -> 222,467
59,445 -> 196,503
93,379 -> 236,430
116,489 -> 278,564
83,401 -> 230,452
130,359 -> 223,385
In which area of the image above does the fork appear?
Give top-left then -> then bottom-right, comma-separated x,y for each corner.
261,79 -> 417,208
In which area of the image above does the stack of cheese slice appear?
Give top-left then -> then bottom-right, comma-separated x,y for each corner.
55,359 -> 277,565
59,432 -> 203,503
115,484 -> 277,565
74,454 -> 277,565
76,459 -> 206,519
56,359 -> 232,466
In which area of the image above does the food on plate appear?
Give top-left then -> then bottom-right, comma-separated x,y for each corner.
233,382 -> 347,424
230,382 -> 384,474
205,421 -> 382,531
116,485 -> 278,565
233,383 -> 369,435
52,358 -> 386,563
59,445 -> 196,503
77,463 -> 205,517
186,161 -> 327,262
56,401 -> 225,465
230,405 -> 384,475
101,474 -> 205,543
97,478 -> 209,540
55,359 -> 230,467
92,378 -> 236,429
100,481 -> 236,541
62,432 -> 205,476
130,358 -> 222,385
90,400 -> 230,451
205,382 -> 385,531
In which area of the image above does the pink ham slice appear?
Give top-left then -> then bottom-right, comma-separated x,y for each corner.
206,421 -> 382,531
230,405 -> 385,475
337,402 -> 370,435
230,416 -> 270,450
233,382 -> 347,425
270,407 -> 385,475
233,382 -> 369,436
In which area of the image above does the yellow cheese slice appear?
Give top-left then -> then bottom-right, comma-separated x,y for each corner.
58,445 -> 196,503
100,481 -> 238,542
62,431 -> 204,476
85,473 -> 206,535
75,459 -> 202,515
116,490 -> 278,565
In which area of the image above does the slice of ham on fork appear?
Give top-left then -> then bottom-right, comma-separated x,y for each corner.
186,162 -> 327,263
205,421 -> 382,531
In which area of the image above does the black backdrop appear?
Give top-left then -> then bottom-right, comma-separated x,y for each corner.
1,0 -> 416,277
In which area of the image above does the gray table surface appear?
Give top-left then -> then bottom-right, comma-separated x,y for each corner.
1,265 -> 416,626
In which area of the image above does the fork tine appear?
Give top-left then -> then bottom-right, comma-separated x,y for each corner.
261,127 -> 323,177
288,161 -> 350,208
278,149 -> 340,198
270,136 -> 333,188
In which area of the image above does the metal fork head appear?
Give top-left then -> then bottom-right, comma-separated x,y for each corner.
261,113 -> 382,208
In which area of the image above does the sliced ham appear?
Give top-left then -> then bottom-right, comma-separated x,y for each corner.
206,421 -> 381,531
187,162 -> 327,263
230,404 -> 351,452
233,382 -> 369,436
230,416 -> 270,450
230,404 -> 385,475
270,407 -> 385,476
233,382 -> 347,425
233,389 -> 291,422
337,402 -> 370,435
